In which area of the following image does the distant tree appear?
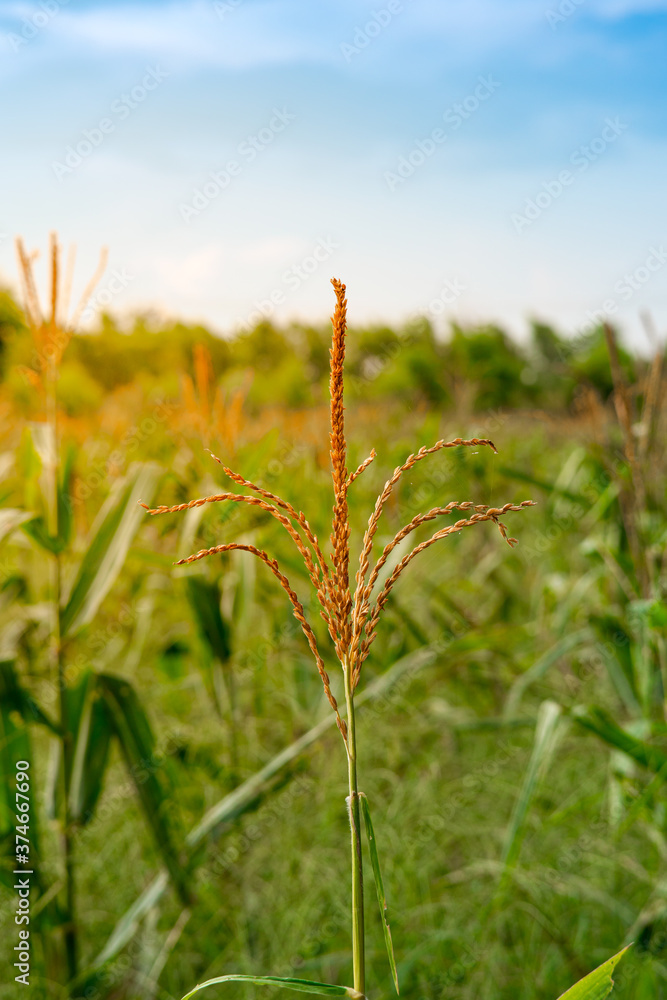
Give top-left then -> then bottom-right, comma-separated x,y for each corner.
444,324 -> 537,410
566,325 -> 635,400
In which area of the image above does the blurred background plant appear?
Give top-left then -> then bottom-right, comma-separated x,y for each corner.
0,244 -> 665,999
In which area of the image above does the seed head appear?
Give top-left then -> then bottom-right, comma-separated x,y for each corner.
143,279 -> 534,746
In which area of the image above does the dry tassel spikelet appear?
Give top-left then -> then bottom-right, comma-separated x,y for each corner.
142,278 -> 535,748
142,279 -> 533,744
16,232 -> 108,378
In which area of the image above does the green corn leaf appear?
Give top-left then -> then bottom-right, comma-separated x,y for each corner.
0,672 -> 32,839
185,575 -> 232,663
22,515 -> 66,554
0,670 -> 43,876
21,440 -> 77,554
0,715 -> 36,890
359,793 -> 399,994
58,442 -> 77,548
0,659 -> 60,736
501,700 -> 563,873
44,670 -> 93,822
96,672 -> 191,905
60,462 -> 159,637
184,574 -> 236,724
572,706 -> 667,773
180,975 -> 363,1000
68,673 -> 114,826
556,946 -> 630,999
589,615 -> 639,709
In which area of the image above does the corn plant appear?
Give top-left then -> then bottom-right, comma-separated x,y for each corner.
1,236 -> 194,993
503,323 -> 666,854
141,278 -> 569,998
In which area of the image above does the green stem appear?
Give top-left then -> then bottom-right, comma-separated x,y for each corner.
47,358 -> 78,981
344,659 -> 365,996
57,582 -> 77,982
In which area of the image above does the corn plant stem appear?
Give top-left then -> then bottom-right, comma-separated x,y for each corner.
57,562 -> 77,982
226,668 -> 240,784
344,657 -> 365,997
47,359 -> 78,982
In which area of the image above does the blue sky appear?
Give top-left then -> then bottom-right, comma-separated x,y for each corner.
1,0 -> 666,347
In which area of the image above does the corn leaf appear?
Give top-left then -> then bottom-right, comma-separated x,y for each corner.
184,576 -> 232,663
181,975 -> 361,1000
590,615 -> 639,708
0,673 -> 41,887
359,793 -> 399,994
0,659 -> 60,736
572,706 -> 667,773
501,700 -> 563,872
96,672 -> 191,905
22,442 -> 76,554
68,673 -> 114,826
556,946 -> 630,999
60,462 -> 159,637
44,671 -> 92,823
0,670 -> 32,839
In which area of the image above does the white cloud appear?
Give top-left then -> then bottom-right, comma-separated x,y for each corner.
151,243 -> 224,295
44,0 -> 336,68
3,0 -> 665,75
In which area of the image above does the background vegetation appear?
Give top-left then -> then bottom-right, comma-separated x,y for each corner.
0,282 -> 665,1000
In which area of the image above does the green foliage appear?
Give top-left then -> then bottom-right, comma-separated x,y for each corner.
97,672 -> 192,905
359,793 -> 399,994
2,287 -> 658,416
60,463 -> 159,636
446,324 -> 535,409
566,329 -> 636,401
56,360 -> 105,416
181,975 -> 360,999
557,947 -> 630,1000
0,289 -> 26,377
572,706 -> 667,774
67,671 -> 113,824
21,440 -> 76,554
500,700 -> 563,874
